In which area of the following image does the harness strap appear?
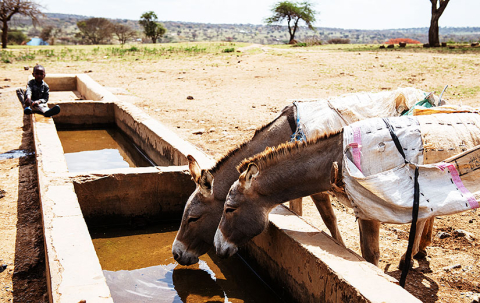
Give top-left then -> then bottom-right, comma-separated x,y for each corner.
382,118 -> 419,288
383,118 -> 406,161
399,166 -> 420,288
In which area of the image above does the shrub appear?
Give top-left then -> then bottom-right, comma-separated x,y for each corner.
327,38 -> 350,44
222,47 -> 235,53
8,30 -> 27,45
292,42 -> 307,47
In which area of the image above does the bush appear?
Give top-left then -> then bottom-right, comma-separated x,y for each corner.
222,47 -> 235,53
292,42 -> 307,47
8,30 -> 27,45
327,38 -> 350,44
292,37 -> 322,47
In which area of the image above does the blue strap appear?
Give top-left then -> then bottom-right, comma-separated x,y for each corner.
290,101 -> 307,142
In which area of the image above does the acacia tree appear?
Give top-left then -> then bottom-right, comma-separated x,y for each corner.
40,25 -> 61,45
77,18 -> 114,44
139,11 -> 166,43
429,0 -> 450,47
265,1 -> 316,44
113,23 -> 136,44
0,0 -> 43,48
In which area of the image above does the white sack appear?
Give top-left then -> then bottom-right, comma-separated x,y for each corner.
295,87 -> 431,139
343,114 -> 480,224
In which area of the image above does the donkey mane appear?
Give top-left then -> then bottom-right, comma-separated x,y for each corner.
236,129 -> 343,173
210,106 -> 293,175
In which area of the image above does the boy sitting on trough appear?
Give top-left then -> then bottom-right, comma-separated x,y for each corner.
16,64 -> 60,117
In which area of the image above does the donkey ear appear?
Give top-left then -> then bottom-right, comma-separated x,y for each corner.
244,163 -> 259,188
199,170 -> 214,195
188,155 -> 202,183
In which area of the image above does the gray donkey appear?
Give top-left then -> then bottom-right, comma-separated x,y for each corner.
173,88 -> 438,266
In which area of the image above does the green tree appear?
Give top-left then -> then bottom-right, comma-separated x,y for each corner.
428,0 -> 450,47
0,0 -> 43,48
77,18 -> 114,44
139,11 -> 167,43
265,1 -> 316,44
7,29 -> 27,44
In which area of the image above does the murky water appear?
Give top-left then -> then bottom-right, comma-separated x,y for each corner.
90,223 -> 283,303
57,128 -> 163,173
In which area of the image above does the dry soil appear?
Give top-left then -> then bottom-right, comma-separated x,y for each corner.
0,44 -> 479,302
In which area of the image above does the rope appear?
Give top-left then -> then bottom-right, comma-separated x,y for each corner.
290,101 -> 307,142
327,100 -> 350,125
382,118 -> 420,288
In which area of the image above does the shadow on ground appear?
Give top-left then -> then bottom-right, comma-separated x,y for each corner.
13,115 -> 48,302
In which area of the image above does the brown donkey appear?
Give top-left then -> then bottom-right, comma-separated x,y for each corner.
173,89 -> 437,266
213,132 -> 432,268
172,105 -> 345,265
214,115 -> 480,268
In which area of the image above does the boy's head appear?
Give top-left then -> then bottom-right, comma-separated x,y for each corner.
32,65 -> 46,83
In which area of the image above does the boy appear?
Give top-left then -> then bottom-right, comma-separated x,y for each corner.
16,64 -> 60,117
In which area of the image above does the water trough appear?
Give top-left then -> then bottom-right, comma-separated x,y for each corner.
32,74 -> 421,302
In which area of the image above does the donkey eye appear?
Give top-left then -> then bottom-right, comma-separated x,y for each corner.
225,207 -> 236,214
187,217 -> 200,223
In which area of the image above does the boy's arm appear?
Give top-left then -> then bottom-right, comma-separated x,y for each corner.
25,81 -> 33,106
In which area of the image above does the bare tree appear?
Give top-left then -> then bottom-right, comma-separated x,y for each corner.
113,23 -> 136,45
77,18 -> 114,44
40,25 -> 61,45
0,0 -> 43,48
429,0 -> 450,47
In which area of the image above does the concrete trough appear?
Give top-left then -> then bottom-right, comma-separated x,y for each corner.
33,74 -> 421,302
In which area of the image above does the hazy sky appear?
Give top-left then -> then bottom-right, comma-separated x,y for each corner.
40,0 -> 478,30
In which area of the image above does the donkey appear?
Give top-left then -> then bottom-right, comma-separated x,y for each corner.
172,105 -> 344,265
173,89 -> 437,266
214,114 -> 480,269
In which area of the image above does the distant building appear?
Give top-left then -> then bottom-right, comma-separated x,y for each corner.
26,37 -> 49,46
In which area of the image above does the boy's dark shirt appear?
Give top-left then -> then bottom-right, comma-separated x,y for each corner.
26,79 -> 49,103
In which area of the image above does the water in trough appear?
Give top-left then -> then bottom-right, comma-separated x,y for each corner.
57,128 -> 171,172
90,222 -> 283,302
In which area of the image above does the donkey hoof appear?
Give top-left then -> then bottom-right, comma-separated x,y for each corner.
414,249 -> 427,260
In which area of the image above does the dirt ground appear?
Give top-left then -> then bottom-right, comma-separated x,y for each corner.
1,44 -> 480,302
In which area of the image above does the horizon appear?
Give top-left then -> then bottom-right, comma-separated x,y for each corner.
43,12 -> 480,31
39,0 -> 480,31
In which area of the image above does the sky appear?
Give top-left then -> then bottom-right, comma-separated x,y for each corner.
40,0 -> 479,30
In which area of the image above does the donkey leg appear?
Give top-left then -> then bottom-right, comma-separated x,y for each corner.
310,192 -> 345,246
289,198 -> 303,215
358,219 -> 380,266
399,219 -> 427,269
414,217 -> 434,259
